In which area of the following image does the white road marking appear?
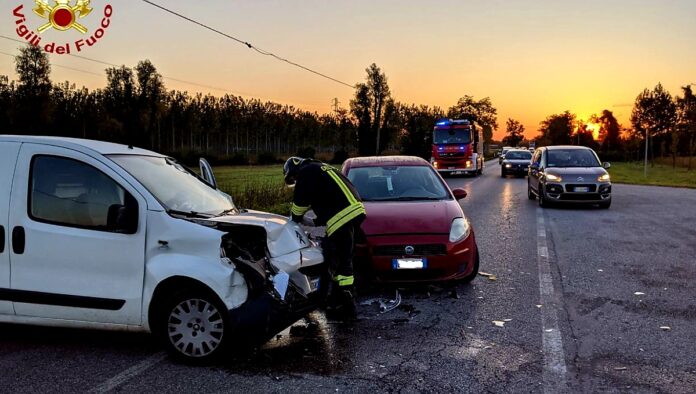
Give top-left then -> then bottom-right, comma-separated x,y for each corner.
536,209 -> 568,393
89,352 -> 167,393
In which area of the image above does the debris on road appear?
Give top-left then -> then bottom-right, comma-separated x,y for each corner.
544,329 -> 553,332
660,326 -> 672,331
536,304 -> 542,308
614,367 -> 628,371
634,292 -> 645,296
598,269 -> 604,272
492,320 -> 506,327
359,291 -> 402,314
479,272 -> 497,280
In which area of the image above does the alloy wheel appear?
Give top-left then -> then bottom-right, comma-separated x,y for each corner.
167,298 -> 225,358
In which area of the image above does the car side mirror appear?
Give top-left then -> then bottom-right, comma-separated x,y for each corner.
107,194 -> 139,234
452,188 -> 467,200
603,162 -> 611,169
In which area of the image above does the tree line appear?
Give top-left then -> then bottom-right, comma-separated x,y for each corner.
500,83 -> 696,169
0,45 -> 498,164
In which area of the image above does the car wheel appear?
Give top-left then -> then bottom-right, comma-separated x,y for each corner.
156,289 -> 230,363
538,186 -> 548,208
458,249 -> 480,284
528,183 -> 536,200
599,200 -> 611,209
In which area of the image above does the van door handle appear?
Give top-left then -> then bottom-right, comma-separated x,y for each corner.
0,225 -> 5,253
12,227 -> 25,255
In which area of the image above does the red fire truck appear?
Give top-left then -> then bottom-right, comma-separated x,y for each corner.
430,119 -> 484,176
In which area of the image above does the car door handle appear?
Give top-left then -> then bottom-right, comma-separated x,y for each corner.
0,225 -> 4,253
12,226 -> 25,255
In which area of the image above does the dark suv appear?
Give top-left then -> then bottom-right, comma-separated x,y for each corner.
528,146 -> 612,208
501,149 -> 532,177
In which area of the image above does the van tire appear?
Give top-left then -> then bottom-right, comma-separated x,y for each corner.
153,288 -> 231,364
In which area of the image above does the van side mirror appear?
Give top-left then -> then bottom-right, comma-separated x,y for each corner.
199,158 -> 218,189
603,162 -> 611,169
452,188 -> 467,200
107,194 -> 139,234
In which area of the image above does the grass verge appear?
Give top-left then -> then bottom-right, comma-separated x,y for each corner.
214,165 -> 292,215
609,162 -> 696,189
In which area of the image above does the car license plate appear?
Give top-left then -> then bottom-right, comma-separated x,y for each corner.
448,166 -> 455,170
574,187 -> 589,192
392,258 -> 427,270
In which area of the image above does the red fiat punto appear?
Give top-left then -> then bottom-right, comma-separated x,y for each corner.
342,156 -> 479,283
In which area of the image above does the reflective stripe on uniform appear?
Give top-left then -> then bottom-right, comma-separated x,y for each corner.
326,202 -> 365,236
291,203 -> 310,216
334,275 -> 355,286
322,166 -> 363,235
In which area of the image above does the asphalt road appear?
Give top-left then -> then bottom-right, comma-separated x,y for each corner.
1,160 -> 695,393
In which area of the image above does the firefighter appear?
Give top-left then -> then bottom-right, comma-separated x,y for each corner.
283,157 -> 366,320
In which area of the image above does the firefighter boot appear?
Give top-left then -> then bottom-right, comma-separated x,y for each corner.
325,285 -> 358,322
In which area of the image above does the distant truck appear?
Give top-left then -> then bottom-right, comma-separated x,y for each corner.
430,119 -> 484,176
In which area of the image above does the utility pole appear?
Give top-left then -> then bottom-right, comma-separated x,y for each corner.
644,128 -> 649,177
331,98 -> 340,116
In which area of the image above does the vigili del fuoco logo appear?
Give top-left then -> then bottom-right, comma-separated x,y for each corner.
12,1 -> 113,54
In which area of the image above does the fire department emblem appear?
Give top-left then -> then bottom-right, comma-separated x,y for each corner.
33,0 -> 92,34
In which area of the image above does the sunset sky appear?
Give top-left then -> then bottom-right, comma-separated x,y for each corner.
2,0 -> 695,140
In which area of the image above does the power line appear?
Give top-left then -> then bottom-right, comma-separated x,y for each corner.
0,35 -> 263,97
140,0 -> 355,89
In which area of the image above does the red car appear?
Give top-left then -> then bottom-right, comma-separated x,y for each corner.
342,156 -> 479,283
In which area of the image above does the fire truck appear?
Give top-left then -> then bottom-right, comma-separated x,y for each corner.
430,119 -> 484,176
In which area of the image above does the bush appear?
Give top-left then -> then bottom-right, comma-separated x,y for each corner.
217,153 -> 249,166
331,149 -> 350,164
221,180 -> 293,215
296,146 -> 316,159
256,151 -> 279,165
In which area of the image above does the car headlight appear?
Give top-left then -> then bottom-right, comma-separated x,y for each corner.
449,217 -> 471,243
505,163 -> 512,168
546,173 -> 562,182
598,174 -> 611,182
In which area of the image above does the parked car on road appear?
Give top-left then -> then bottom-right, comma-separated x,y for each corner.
0,136 -> 325,362
342,156 -> 479,283
528,146 -> 612,208
500,149 -> 532,177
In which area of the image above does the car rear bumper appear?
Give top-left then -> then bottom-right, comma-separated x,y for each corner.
356,233 -> 477,283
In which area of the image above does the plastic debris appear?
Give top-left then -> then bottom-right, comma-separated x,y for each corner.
492,320 -> 506,327
634,292 -> 645,296
380,290 -> 401,314
479,272 -> 493,277
544,329 -> 553,332
488,275 -> 498,281
660,326 -> 672,331
597,269 -> 604,272
614,367 -> 628,371
504,319 -> 513,322
536,305 -> 542,308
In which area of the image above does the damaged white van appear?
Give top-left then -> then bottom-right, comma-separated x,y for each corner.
0,136 -> 325,361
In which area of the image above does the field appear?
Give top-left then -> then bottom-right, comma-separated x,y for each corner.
609,161 -> 696,188
213,165 -> 292,214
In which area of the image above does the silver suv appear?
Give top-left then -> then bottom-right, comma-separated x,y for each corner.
528,146 -> 612,208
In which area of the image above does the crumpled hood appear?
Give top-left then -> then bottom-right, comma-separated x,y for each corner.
546,167 -> 608,179
208,210 -> 312,258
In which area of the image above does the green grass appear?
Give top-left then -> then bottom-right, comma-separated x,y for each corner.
609,162 -> 696,189
213,165 -> 292,214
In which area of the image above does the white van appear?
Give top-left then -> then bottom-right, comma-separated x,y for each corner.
0,136 -> 325,361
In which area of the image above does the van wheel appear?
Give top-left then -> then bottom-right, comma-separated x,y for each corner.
155,289 -> 230,363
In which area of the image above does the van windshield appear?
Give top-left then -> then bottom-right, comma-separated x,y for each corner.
109,155 -> 236,216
